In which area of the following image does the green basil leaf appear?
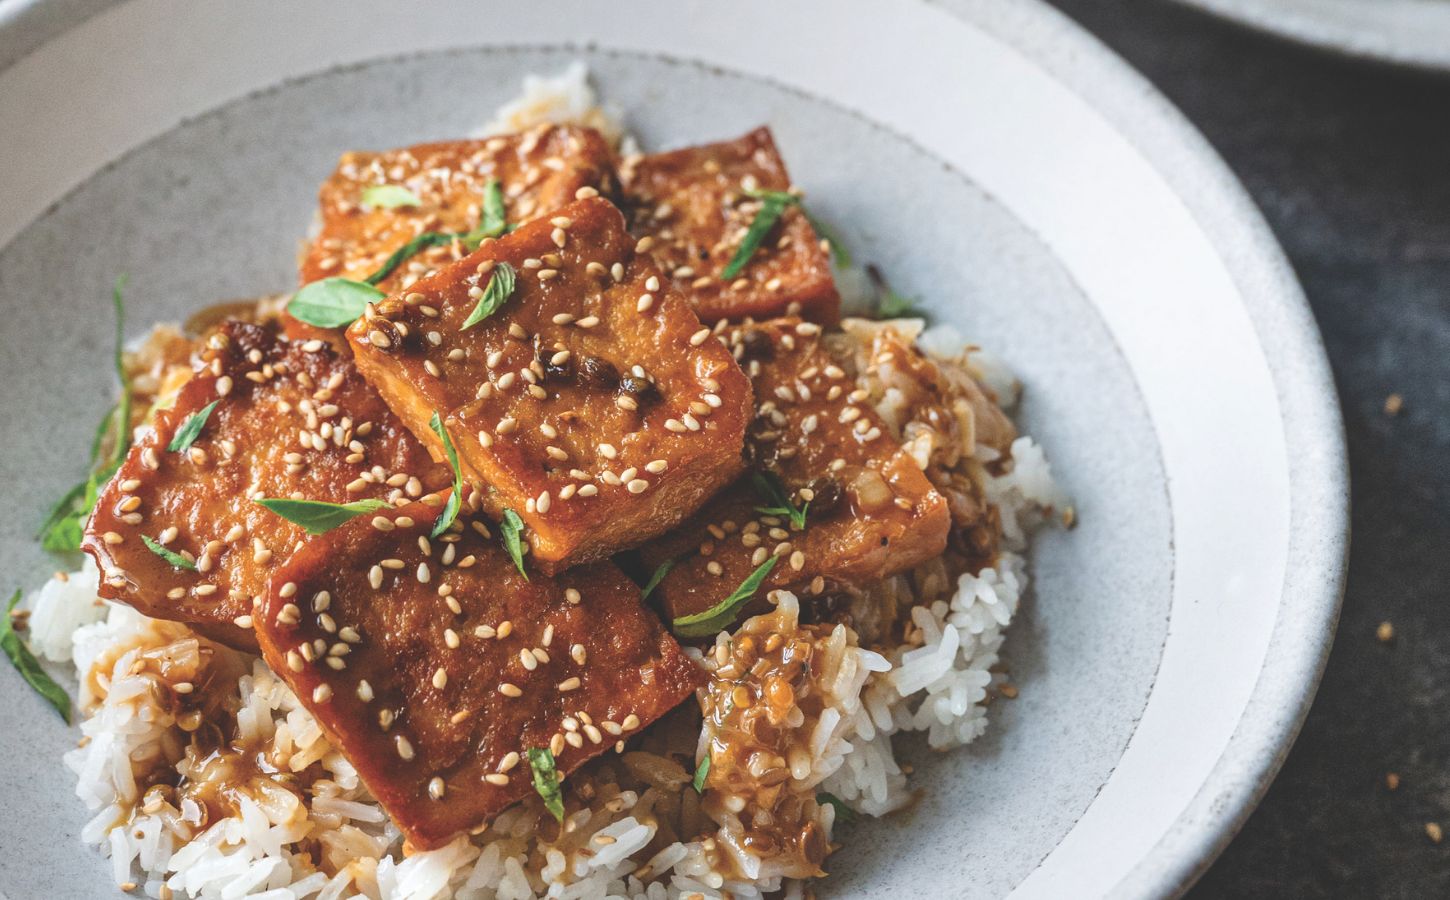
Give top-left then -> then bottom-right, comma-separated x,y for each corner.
428,411 -> 464,538
692,754 -> 711,794
500,508 -> 528,580
526,747 -> 565,823
751,471 -> 807,530
877,289 -> 921,319
721,191 -> 799,281
287,278 -> 385,328
1,590 -> 70,722
254,497 -> 390,535
817,791 -> 858,824
361,184 -> 422,208
365,232 -> 456,286
142,535 -> 196,571
672,555 -> 779,638
464,179 -> 508,250
166,400 -> 219,453
640,558 -> 676,601
461,262 -> 516,330
39,275 -> 133,556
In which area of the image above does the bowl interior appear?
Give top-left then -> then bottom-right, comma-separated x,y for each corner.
0,48 -> 1171,898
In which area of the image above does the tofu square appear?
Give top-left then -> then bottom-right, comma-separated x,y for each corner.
620,127 -> 839,325
345,196 -> 753,573
639,318 -> 950,625
84,322 -> 450,649
290,125 -> 616,344
254,497 -> 703,850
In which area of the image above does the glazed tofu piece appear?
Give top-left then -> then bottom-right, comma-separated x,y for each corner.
83,322 -> 450,650
639,319 -> 950,625
254,497 -> 703,850
290,124 -> 616,344
619,127 -> 839,325
346,196 -> 753,573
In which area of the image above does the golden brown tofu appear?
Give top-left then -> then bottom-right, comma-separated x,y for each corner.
254,497 -> 703,850
345,196 -> 753,573
620,127 -> 839,325
640,318 -> 950,626
83,322 -> 450,650
290,125 -> 617,345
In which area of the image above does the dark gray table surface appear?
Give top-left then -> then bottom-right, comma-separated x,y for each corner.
1043,2 -> 1450,897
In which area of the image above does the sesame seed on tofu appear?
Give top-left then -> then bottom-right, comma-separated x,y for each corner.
83,321 -> 450,650
619,127 -> 839,326
345,197 -> 753,574
252,496 -> 703,850
640,318 -> 951,627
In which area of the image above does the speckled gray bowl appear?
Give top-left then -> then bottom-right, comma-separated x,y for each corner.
0,1 -> 1348,898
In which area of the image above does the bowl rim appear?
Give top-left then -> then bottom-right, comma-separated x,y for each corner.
1169,0 -> 1450,71
0,1 -> 1350,897
954,0 -> 1349,894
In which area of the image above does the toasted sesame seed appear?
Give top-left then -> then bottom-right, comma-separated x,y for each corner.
565,588 -> 582,605
396,735 -> 415,760
626,479 -> 649,494
499,683 -> 522,698
312,684 -> 333,703
557,677 -> 581,692
432,667 -> 448,689
689,328 -> 711,347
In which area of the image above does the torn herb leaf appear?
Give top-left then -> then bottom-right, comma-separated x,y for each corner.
254,497 -> 390,535
672,556 -> 779,638
360,184 -> 423,208
166,400 -> 219,453
287,278 -> 385,328
500,509 -> 528,579
1,589 -> 70,722
142,535 -> 197,571
460,262 -> 516,330
428,411 -> 464,538
527,747 -> 565,823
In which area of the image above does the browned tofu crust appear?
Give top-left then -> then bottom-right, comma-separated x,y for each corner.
640,319 -> 950,624
254,497 -> 704,850
290,125 -> 617,345
345,196 -> 753,573
620,127 -> 839,325
83,322 -> 450,650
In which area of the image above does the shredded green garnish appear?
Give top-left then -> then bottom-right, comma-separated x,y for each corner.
428,412 -> 463,538
692,755 -> 711,794
1,589 -> 70,722
672,556 -> 779,638
721,190 -> 799,281
166,400 -> 219,453
38,277 -> 132,553
460,262 -> 516,330
751,471 -> 807,530
142,535 -> 197,571
817,791 -> 858,824
286,278 -> 385,328
253,498 -> 390,535
526,747 -> 565,823
876,289 -> 921,319
640,558 -> 676,601
364,178 -> 509,285
500,509 -> 528,579
360,184 -> 423,208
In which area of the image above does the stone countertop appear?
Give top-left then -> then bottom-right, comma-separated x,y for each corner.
1045,2 -> 1450,896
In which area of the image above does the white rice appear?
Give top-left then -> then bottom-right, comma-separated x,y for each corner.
19,66 -> 1066,898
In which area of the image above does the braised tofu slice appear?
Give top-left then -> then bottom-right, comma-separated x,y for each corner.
290,125 -> 616,344
83,322 -> 449,650
620,127 -> 839,325
640,319 -> 950,626
346,196 -> 753,573
254,498 -> 703,850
